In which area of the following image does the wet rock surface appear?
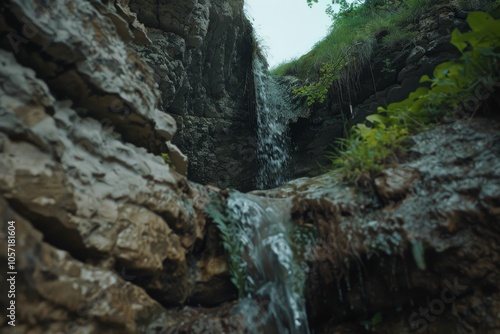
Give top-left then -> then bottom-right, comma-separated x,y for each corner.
262,118 -> 500,333
0,0 -> 235,331
1,0 -> 499,333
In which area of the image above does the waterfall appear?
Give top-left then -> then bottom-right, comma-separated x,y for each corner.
206,51 -> 312,334
253,58 -> 293,190
208,191 -> 312,334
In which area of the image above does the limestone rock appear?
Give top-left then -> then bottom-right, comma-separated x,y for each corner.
154,108 -> 177,141
0,1 -> 236,330
374,168 -> 420,201
167,141 -> 188,177
0,198 -> 171,334
0,0 -> 169,155
257,119 -> 500,333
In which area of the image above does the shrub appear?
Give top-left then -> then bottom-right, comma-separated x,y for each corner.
331,11 -> 500,183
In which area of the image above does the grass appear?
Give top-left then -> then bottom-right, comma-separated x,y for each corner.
269,1 -> 500,187
381,29 -> 418,49
271,0 -> 430,81
330,10 -> 500,186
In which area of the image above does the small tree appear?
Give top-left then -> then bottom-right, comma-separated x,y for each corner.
308,0 -> 404,20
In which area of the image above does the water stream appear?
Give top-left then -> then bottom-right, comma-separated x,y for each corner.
253,58 -> 293,190
208,191 -> 312,333
206,54 -> 309,333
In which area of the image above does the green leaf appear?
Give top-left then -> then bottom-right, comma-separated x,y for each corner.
408,87 -> 429,100
419,74 -> 432,83
467,11 -> 500,35
372,311 -> 383,326
366,114 -> 388,127
451,28 -> 467,52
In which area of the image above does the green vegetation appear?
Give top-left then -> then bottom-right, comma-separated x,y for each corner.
161,153 -> 175,170
205,196 -> 248,297
274,0 -> 430,106
360,311 -> 383,330
331,11 -> 500,184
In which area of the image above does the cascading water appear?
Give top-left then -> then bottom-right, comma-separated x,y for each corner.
253,58 -> 293,190
205,47 -> 311,333
208,191 -> 313,334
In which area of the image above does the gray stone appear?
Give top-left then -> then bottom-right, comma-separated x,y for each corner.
406,46 -> 426,65
252,119 -> 500,333
167,141 -> 188,176
153,108 -> 177,141
0,1 -> 237,328
131,0 -> 257,191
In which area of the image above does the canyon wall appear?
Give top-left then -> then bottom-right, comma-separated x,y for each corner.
288,1 -> 470,178
129,0 -> 258,191
1,0 -> 499,333
0,0 -> 240,332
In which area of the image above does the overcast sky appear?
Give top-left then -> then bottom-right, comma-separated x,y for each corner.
244,0 -> 333,69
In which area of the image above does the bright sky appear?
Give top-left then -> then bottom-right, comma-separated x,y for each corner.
244,0 -> 333,69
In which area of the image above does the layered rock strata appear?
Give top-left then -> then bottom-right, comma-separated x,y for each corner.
0,0 -> 236,332
130,0 -> 257,191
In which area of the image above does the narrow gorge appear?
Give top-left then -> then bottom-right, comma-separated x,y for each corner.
0,0 -> 499,333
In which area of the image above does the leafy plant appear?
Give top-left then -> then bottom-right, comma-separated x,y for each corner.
205,196 -> 247,297
292,60 -> 346,105
331,11 -> 500,183
360,311 -> 383,329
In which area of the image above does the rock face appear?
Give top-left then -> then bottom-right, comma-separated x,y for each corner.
130,0 -> 257,191
288,1 -> 472,179
0,0 -> 235,332
263,118 -> 500,333
1,0 -> 499,333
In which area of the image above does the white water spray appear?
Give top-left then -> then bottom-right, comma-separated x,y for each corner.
253,58 -> 293,189
225,191 -> 311,334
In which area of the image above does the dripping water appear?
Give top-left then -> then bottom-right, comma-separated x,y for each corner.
252,57 -> 293,190
357,261 -> 366,299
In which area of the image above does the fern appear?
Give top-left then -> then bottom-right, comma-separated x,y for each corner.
205,197 -> 248,297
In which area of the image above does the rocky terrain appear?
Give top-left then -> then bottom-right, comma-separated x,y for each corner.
129,0 -> 258,191
287,0 -> 473,179
0,0 -> 499,333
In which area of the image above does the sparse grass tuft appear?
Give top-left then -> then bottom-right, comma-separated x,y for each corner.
382,29 -> 418,49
